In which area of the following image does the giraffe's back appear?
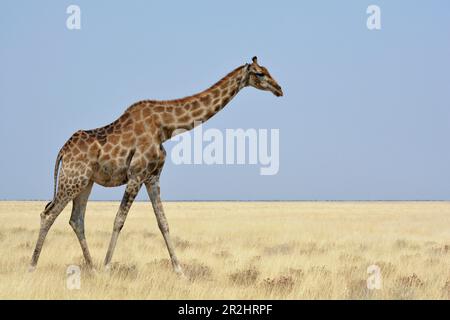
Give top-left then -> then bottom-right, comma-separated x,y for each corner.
59,107 -> 163,188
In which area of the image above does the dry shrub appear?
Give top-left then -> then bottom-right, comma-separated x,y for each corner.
287,268 -> 304,280
250,255 -> 262,264
263,243 -> 294,255
424,257 -> 441,266
442,280 -> 450,299
374,261 -> 397,277
213,250 -> 231,258
394,239 -> 409,249
358,243 -> 369,251
262,276 -> 295,294
392,273 -> 425,299
147,258 -> 211,281
146,258 -> 171,269
396,273 -> 424,288
429,244 -> 450,255
182,261 -> 212,281
18,256 -> 30,265
109,262 -> 139,280
10,227 -> 28,233
298,242 -> 323,255
173,237 -> 191,250
394,239 -> 420,250
337,265 -> 362,278
338,253 -> 365,263
308,265 -> 331,277
0,261 -> 16,274
229,268 -> 259,285
346,279 -> 373,300
16,241 -> 32,249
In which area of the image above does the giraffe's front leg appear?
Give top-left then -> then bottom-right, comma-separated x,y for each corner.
104,179 -> 141,269
145,178 -> 185,278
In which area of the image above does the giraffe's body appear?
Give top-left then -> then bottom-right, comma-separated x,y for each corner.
30,57 -> 283,275
57,64 -> 248,190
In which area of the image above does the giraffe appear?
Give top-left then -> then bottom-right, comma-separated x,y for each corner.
29,57 -> 283,276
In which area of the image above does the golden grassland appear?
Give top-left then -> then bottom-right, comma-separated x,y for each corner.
0,201 -> 449,299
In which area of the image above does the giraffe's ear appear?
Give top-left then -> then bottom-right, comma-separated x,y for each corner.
252,56 -> 258,64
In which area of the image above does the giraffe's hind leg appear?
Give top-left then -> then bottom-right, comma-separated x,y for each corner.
29,195 -> 70,271
29,174 -> 89,271
69,181 -> 94,269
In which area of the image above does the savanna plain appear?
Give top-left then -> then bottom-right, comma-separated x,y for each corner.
0,201 -> 449,299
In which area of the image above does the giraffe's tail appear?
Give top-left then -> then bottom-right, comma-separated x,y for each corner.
44,151 -> 63,211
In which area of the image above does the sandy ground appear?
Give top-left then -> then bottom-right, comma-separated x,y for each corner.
0,201 -> 449,299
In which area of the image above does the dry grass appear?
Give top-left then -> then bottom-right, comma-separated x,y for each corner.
0,201 -> 449,299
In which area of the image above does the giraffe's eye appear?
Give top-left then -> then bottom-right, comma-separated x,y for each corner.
255,73 -> 265,79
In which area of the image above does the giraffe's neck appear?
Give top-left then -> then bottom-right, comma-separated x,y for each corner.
161,65 -> 249,139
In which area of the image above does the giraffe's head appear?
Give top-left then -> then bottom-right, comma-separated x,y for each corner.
246,56 -> 283,97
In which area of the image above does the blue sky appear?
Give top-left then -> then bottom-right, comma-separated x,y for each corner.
1,1 -> 449,200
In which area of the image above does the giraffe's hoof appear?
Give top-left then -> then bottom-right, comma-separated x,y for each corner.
28,265 -> 36,273
104,264 -> 112,272
174,266 -> 187,279
85,265 -> 98,275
